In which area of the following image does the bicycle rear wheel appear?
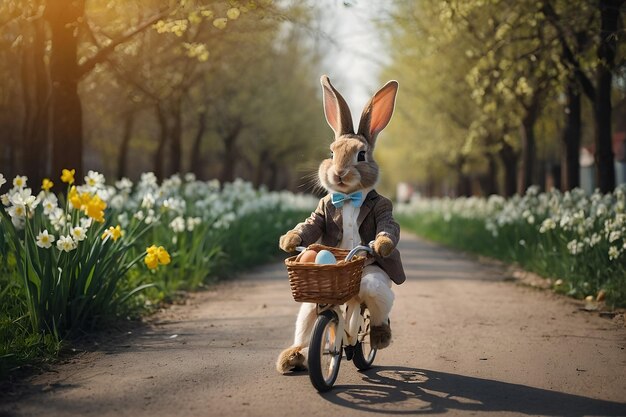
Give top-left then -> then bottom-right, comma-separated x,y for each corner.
352,305 -> 377,370
308,310 -> 342,392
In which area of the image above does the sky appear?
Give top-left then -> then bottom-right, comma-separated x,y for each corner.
316,0 -> 391,126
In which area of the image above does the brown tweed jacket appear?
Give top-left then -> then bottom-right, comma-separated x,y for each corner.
292,190 -> 406,285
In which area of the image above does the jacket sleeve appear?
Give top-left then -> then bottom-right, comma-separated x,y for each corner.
374,197 -> 400,247
292,198 -> 326,246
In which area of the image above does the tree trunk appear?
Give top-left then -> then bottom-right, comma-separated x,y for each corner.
254,149 -> 270,188
20,19 -> 49,185
478,153 -> 498,196
46,0 -> 85,182
218,121 -> 243,184
116,112 -> 135,179
20,23 -> 34,178
593,0 -> 622,192
189,111 -> 207,177
499,142 -> 518,197
32,19 -> 50,182
518,103 -> 538,194
560,82 -> 581,190
168,98 -> 182,176
456,174 -> 472,197
154,104 -> 168,180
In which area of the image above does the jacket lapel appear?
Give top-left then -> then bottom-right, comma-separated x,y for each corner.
357,190 -> 379,227
327,199 -> 343,231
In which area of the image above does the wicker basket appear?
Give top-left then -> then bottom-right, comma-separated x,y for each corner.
285,244 -> 365,305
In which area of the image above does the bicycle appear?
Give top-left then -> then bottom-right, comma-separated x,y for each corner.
285,242 -> 376,392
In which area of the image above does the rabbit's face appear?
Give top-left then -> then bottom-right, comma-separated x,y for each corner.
318,134 -> 378,194
318,75 -> 397,194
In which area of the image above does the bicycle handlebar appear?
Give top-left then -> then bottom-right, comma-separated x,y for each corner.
295,241 -> 374,262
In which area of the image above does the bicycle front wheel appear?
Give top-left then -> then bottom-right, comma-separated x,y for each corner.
352,305 -> 377,370
308,310 -> 342,392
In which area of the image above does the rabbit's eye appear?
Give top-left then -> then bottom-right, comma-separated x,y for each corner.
357,151 -> 366,162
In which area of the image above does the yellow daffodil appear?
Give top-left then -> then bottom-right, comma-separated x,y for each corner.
42,178 -> 54,191
144,253 -> 159,270
101,225 -> 123,242
61,169 -> 75,185
85,195 -> 106,223
156,246 -> 171,265
69,186 -> 81,209
145,245 -> 171,269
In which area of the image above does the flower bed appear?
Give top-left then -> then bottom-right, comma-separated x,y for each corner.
0,171 -> 315,375
397,186 -> 626,307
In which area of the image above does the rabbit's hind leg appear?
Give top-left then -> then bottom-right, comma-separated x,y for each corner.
275,302 -> 317,373
359,265 -> 394,350
276,346 -> 307,373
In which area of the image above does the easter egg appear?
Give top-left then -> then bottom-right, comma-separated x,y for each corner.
297,249 -> 318,264
315,250 -> 336,265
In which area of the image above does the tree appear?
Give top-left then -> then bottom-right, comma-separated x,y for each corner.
0,0 -> 277,184
542,0 -> 625,192
379,0 -> 625,196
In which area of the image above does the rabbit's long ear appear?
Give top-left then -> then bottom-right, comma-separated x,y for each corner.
320,75 -> 354,138
357,80 -> 399,146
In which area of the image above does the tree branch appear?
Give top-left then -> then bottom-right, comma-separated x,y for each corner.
78,9 -> 169,78
540,1 -> 596,100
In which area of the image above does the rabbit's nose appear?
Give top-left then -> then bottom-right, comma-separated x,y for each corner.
335,169 -> 348,178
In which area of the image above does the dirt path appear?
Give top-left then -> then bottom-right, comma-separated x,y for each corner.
1,233 -> 625,417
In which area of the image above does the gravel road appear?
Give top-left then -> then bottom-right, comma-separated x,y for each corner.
2,233 -> 625,417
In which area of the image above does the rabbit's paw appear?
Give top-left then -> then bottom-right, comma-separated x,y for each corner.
374,234 -> 394,258
276,346 -> 306,374
279,232 -> 302,253
370,322 -> 392,350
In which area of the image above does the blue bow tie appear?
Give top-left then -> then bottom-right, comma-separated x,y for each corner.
331,191 -> 364,208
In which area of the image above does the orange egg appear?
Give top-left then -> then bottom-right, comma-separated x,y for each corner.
297,249 -> 318,264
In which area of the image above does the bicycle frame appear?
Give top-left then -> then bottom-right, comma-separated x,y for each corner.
297,243 -> 374,355
316,299 -> 364,354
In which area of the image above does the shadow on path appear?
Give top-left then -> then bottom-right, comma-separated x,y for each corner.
322,366 -> 626,416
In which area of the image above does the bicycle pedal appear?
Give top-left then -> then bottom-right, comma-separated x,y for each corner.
344,345 -> 355,360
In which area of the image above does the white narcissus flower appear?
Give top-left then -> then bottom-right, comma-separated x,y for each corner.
56,235 -> 76,252
186,217 -> 201,232
170,216 -> 185,233
49,208 -> 66,231
0,173 -> 6,188
12,175 -> 27,189
1,193 -> 9,206
36,230 -> 55,249
139,172 -> 158,188
84,170 -> 105,190
71,226 -> 87,242
9,188 -> 38,210
115,177 -> 133,192
8,204 -> 26,219
144,209 -> 156,224
42,196 -> 58,215
80,217 -> 92,229
609,246 -> 620,260
141,193 -> 155,209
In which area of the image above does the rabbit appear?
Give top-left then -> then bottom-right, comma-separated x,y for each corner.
276,75 -> 406,374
